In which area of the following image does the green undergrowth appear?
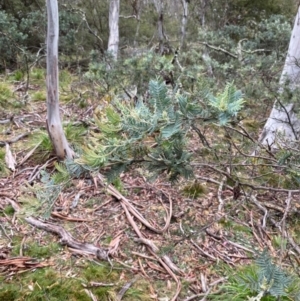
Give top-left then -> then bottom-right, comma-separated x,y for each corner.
208,251 -> 300,301
27,123 -> 86,163
0,261 -> 152,301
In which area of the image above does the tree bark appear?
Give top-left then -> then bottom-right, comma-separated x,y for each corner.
259,6 -> 300,149
180,0 -> 188,49
108,0 -> 120,60
46,0 -> 74,160
153,0 -> 167,54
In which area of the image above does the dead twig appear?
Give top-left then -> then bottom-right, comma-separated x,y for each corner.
98,173 -> 172,234
190,240 -> 217,261
98,175 -> 182,301
0,132 -> 31,147
248,195 -> 268,228
278,191 -> 292,230
217,175 -> 226,212
51,211 -> 95,222
116,277 -> 137,301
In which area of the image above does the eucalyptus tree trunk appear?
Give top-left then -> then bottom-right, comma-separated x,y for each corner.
107,0 -> 120,60
46,0 -> 74,159
153,0 -> 166,54
259,6 -> 300,149
132,0 -> 142,47
180,0 -> 188,49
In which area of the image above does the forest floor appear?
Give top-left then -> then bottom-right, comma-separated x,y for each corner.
1,71 -> 300,301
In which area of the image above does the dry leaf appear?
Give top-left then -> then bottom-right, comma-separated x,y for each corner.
5,143 -> 16,171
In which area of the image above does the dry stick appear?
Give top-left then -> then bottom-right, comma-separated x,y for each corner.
120,200 -> 182,301
117,278 -> 137,301
138,258 -> 150,278
250,211 -> 264,248
196,175 -> 233,190
26,217 -> 108,258
98,174 -> 172,234
225,124 -> 277,160
28,157 -> 56,183
0,132 -> 31,147
278,191 -> 292,230
217,175 -> 226,212
200,272 -> 207,292
225,240 -> 255,254
190,239 -> 217,261
83,289 -> 97,301
248,195 -> 268,228
24,217 -> 108,260
275,192 -> 300,257
196,164 -> 300,193
183,287 -> 212,301
0,223 -> 12,242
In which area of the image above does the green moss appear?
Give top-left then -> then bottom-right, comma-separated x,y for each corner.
182,182 -> 207,199
25,242 -> 61,258
0,268 -> 91,301
83,262 -> 119,282
0,286 -> 19,301
10,236 -> 23,256
3,205 -> 14,216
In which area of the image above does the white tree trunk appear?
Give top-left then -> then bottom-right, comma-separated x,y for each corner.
46,0 -> 74,160
260,6 -> 300,148
153,0 -> 166,54
108,0 -> 120,60
180,0 -> 188,49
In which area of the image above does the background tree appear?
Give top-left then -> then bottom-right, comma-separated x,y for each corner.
259,5 -> 300,148
108,0 -> 120,60
153,0 -> 167,54
180,0 -> 189,49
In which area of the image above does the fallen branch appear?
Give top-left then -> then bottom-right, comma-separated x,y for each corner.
0,132 -> 31,147
98,173 -> 172,234
25,217 -> 108,260
97,173 -> 182,301
51,211 -> 95,222
6,192 -> 108,260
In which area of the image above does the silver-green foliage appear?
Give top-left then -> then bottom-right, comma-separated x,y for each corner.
82,79 -> 244,181
209,250 -> 300,301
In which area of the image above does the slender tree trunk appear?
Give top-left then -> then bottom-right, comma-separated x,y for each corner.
153,0 -> 166,54
133,0 -> 142,47
259,6 -> 300,148
46,0 -> 74,160
108,0 -> 120,60
180,0 -> 188,49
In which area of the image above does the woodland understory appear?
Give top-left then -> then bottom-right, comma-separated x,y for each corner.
2,1 -> 300,300
1,67 -> 300,300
